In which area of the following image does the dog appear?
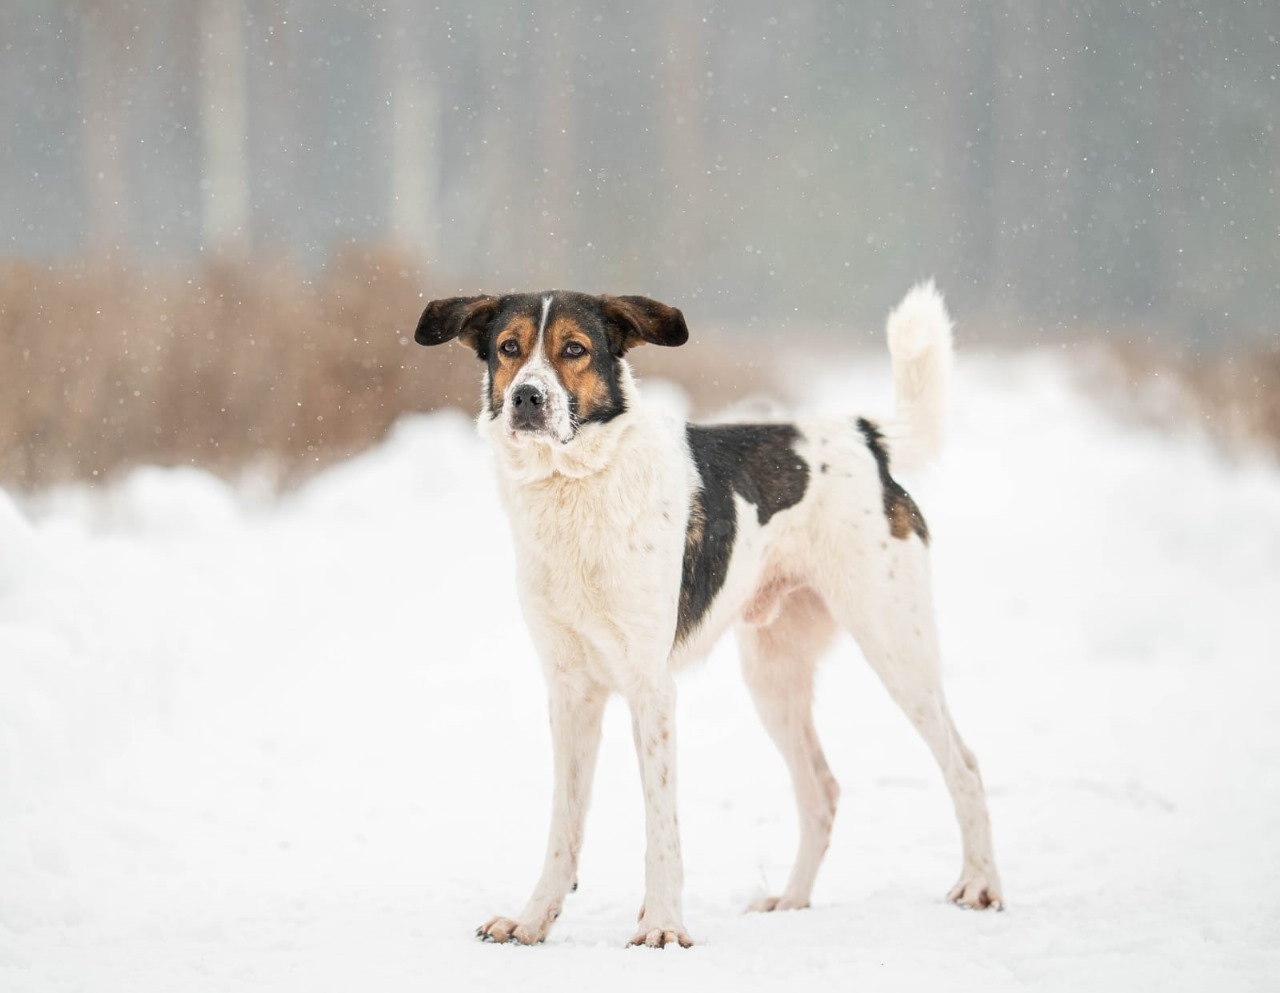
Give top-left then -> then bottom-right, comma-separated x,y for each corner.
413,284 -> 1003,948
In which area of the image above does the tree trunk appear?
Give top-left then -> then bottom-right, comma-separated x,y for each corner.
533,7 -> 579,282
659,1 -> 710,294
385,0 -> 441,264
988,1 -> 1045,317
200,0 -> 251,258
79,3 -> 132,260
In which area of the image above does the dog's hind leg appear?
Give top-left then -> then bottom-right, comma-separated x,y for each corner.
824,550 -> 1004,910
737,586 -> 841,912
477,668 -> 608,945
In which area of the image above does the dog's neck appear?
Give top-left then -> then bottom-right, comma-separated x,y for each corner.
480,361 -> 642,484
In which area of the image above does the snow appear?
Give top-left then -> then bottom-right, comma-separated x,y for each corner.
3,353 -> 1279,991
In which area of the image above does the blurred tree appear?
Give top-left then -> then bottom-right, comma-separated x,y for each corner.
658,0 -> 711,292
988,1 -> 1044,316
253,0 -> 305,261
384,0 -> 442,264
200,0 -> 250,257
1,0 -> 1277,341
532,1 -> 580,282
77,1 -> 139,259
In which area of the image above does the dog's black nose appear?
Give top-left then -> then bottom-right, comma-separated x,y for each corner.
512,383 -> 545,410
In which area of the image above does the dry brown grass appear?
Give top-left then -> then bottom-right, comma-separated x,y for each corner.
1090,338 -> 1280,462
5,253 -> 1276,492
0,253 -> 785,490
0,249 -> 456,488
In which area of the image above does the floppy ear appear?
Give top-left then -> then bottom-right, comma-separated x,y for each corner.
600,295 -> 689,355
414,296 -> 500,359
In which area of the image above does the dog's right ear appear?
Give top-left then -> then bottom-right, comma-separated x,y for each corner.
414,296 -> 500,359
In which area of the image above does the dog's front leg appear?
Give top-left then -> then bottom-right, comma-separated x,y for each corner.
627,676 -> 693,948
478,672 -> 607,945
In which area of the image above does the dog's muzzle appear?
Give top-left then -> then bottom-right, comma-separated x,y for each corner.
510,382 -> 548,432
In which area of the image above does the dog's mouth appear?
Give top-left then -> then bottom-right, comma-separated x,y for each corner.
504,400 -> 574,446
507,419 -> 574,446
508,415 -> 554,439
510,403 -> 547,433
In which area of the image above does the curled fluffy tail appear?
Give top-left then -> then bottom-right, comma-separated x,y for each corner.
881,280 -> 953,474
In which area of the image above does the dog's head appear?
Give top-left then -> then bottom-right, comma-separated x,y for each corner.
414,291 -> 687,445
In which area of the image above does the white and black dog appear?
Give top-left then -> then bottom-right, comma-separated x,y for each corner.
414,284 -> 1002,948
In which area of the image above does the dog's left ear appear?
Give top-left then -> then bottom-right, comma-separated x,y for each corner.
600,295 -> 689,355
414,296 -> 500,359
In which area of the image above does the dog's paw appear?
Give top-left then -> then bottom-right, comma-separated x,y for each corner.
628,925 -> 694,949
947,875 -> 1005,911
747,895 -> 809,913
477,916 -> 545,945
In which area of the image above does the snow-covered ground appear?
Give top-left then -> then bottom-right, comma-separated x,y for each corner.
2,351 -> 1278,992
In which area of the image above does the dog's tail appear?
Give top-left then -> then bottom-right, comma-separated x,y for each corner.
880,280 -> 954,474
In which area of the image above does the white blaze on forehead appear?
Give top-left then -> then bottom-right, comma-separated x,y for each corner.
522,295 -> 553,374
537,294 -> 553,342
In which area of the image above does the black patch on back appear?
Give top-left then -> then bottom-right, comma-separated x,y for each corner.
676,424 -> 810,645
856,417 -> 929,544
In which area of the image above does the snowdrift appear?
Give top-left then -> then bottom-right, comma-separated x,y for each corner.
2,354 -> 1278,991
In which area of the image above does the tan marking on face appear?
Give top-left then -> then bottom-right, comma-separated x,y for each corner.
489,315 -> 539,412
544,316 -> 611,421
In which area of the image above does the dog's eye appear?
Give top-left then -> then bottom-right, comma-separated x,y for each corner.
563,341 -> 587,358
499,339 -> 520,357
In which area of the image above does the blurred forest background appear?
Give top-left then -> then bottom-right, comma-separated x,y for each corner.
1,0 -> 1278,487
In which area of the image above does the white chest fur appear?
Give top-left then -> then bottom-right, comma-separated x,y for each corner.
487,405 -> 691,681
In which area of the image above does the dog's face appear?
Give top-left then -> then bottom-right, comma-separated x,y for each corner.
414,291 -> 688,445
